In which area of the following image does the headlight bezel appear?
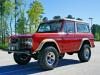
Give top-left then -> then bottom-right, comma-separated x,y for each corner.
25,38 -> 33,48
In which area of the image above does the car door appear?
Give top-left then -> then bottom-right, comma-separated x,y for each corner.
62,20 -> 76,52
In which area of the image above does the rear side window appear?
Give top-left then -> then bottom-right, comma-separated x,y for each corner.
76,23 -> 90,33
64,21 -> 75,33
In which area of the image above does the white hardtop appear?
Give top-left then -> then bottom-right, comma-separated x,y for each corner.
63,18 -> 89,24
44,18 -> 89,24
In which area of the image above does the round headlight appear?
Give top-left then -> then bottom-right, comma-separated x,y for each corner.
25,38 -> 32,48
27,38 -> 32,42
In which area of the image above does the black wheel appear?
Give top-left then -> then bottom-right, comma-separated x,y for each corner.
32,53 -> 38,60
78,44 -> 91,62
13,53 -> 31,65
38,46 -> 59,70
59,53 -> 65,59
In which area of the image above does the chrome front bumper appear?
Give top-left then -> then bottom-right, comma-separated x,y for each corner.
8,43 -> 32,54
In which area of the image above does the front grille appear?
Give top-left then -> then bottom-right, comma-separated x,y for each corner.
11,38 -> 18,43
11,38 -> 28,44
10,38 -> 29,50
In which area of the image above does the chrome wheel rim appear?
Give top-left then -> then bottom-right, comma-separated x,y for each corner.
84,48 -> 90,59
46,52 -> 56,66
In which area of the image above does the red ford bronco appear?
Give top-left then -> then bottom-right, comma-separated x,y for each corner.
8,18 -> 95,70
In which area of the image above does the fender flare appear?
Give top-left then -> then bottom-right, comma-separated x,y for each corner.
79,38 -> 91,50
35,39 -> 61,53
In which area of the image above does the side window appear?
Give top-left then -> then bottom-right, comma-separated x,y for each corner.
64,21 -> 75,33
50,22 -> 62,32
76,23 -> 90,33
38,24 -> 50,32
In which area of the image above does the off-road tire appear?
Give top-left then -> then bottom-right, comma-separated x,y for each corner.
78,44 -> 91,62
13,53 -> 31,65
59,53 -> 65,59
38,46 -> 59,70
32,53 -> 38,60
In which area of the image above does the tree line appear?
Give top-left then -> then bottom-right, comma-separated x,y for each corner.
0,0 -> 44,48
0,0 -> 100,49
91,24 -> 100,41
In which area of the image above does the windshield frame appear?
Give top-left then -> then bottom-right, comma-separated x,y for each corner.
37,20 -> 63,33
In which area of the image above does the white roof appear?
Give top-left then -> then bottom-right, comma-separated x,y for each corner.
42,18 -> 89,24
63,18 -> 89,24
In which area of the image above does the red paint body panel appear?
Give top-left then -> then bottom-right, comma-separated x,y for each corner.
32,33 -> 63,52
10,34 -> 33,38
32,32 -> 94,53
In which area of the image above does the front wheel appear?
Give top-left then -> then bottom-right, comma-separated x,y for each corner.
78,44 -> 91,62
59,53 -> 65,60
13,53 -> 31,65
38,46 -> 59,70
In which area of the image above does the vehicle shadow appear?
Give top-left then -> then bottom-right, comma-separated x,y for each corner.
0,59 -> 81,75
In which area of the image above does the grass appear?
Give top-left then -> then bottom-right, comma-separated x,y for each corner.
0,43 -> 8,51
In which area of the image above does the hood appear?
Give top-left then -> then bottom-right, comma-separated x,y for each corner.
10,34 -> 33,38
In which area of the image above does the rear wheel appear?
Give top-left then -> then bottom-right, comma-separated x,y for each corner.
78,44 -> 91,62
38,46 -> 59,70
13,53 -> 31,65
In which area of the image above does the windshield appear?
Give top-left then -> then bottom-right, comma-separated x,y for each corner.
37,21 -> 62,33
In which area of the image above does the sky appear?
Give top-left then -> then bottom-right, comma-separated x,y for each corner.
28,0 -> 100,24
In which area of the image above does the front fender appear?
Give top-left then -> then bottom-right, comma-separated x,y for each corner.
35,39 -> 61,53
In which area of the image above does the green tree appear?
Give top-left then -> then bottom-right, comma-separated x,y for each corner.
14,0 -> 24,34
3,0 -> 15,35
0,0 -> 6,45
15,0 -> 27,34
16,11 -> 27,34
91,24 -> 100,41
28,0 -> 44,33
